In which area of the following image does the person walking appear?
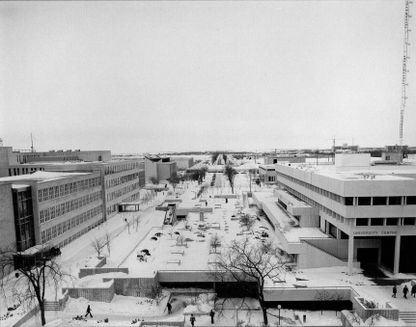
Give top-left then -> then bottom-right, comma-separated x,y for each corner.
403,285 -> 409,299
392,285 -> 397,298
210,309 -> 215,324
412,284 -> 416,297
190,313 -> 196,327
85,304 -> 93,318
167,302 -> 172,314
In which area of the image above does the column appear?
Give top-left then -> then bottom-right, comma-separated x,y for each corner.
393,234 -> 401,275
348,235 -> 354,275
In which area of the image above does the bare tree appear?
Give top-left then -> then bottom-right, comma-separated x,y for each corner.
168,171 -> 180,192
239,214 -> 255,231
224,164 -> 237,194
134,215 -> 140,232
248,169 -> 257,193
91,237 -> 106,257
209,234 -> 222,254
104,232 -> 111,256
0,247 -> 69,326
213,237 -> 286,326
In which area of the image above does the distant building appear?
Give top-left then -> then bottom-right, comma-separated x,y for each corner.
171,157 -> 194,171
144,156 -> 177,183
0,171 -> 103,252
264,155 -> 306,165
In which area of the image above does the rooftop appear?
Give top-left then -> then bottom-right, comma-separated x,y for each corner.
0,171 -> 93,184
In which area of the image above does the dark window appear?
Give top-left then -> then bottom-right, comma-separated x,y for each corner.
373,197 -> 387,206
386,218 -> 398,226
389,197 -> 402,205
406,196 -> 416,205
358,197 -> 371,206
345,197 -> 354,206
371,218 -> 384,226
356,218 -> 369,226
329,223 -> 337,238
403,218 -> 416,226
340,231 -> 349,239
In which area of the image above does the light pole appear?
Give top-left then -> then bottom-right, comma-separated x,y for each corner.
278,304 -> 281,325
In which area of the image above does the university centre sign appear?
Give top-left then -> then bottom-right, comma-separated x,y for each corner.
352,230 -> 397,236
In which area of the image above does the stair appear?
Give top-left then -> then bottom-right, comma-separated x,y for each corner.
400,311 -> 416,325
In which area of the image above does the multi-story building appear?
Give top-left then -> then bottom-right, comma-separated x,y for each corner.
0,171 -> 103,252
144,156 -> 177,183
45,160 -> 144,219
171,156 -> 194,171
273,153 -> 416,275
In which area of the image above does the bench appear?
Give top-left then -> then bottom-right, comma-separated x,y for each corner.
171,250 -> 185,255
166,259 -> 181,265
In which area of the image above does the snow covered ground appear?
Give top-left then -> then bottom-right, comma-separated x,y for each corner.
3,170 -> 416,327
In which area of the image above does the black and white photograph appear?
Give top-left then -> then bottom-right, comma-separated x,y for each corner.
1,0 -> 416,326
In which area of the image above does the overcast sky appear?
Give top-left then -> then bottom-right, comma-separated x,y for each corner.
1,0 -> 415,153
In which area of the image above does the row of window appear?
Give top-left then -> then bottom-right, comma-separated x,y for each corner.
356,217 -> 416,226
41,206 -> 103,243
345,196 -> 416,206
105,172 -> 139,188
9,167 -> 45,176
38,177 -> 101,202
39,191 -> 102,224
106,182 -> 140,202
104,162 -> 139,175
276,171 -> 416,206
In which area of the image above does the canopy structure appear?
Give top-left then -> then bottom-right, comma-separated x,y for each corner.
118,201 -> 140,212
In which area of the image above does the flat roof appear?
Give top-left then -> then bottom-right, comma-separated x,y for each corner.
0,171 -> 93,183
277,162 -> 416,182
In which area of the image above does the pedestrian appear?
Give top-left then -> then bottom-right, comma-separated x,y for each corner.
205,200 -> 208,207
404,285 -> 409,299
167,302 -> 172,314
392,285 -> 397,298
412,284 -> 416,297
85,304 -> 93,318
210,309 -> 215,324
190,313 -> 196,327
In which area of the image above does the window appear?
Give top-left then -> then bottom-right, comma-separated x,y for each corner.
373,197 -> 387,206
370,218 -> 384,226
403,218 -> 416,226
407,196 -> 416,205
386,218 -> 398,226
358,197 -> 371,206
356,218 -> 369,226
345,197 -> 354,206
389,196 -> 402,205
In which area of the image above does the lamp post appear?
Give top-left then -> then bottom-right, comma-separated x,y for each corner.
278,304 -> 281,325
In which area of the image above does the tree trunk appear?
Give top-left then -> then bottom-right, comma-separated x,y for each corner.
261,306 -> 268,326
39,301 -> 46,326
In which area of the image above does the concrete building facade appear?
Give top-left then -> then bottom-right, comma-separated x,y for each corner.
0,171 -> 103,251
144,156 -> 177,183
274,153 -> 416,274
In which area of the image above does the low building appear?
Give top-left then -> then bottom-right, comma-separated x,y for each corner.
264,155 -> 306,165
259,165 -> 277,184
171,157 -> 194,171
0,171 -> 103,252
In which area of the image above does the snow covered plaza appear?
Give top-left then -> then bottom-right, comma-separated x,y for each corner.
2,155 -> 416,327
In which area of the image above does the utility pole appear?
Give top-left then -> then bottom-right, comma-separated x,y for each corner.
30,133 -> 34,152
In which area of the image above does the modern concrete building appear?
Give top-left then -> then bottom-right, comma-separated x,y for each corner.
0,171 -> 103,252
272,153 -> 416,274
264,155 -> 306,165
144,156 -> 177,183
171,157 -> 194,171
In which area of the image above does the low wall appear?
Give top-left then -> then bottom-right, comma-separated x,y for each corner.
103,277 -> 158,297
43,290 -> 69,311
63,280 -> 115,303
12,305 -> 40,327
79,267 -> 129,278
351,297 -> 399,321
213,195 -> 238,199
297,242 -> 349,269
264,286 -> 352,302
141,318 -> 185,327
